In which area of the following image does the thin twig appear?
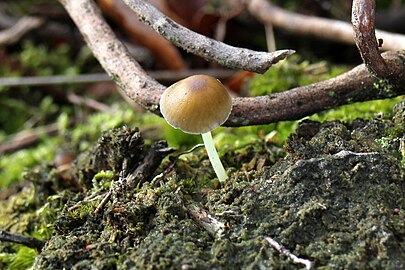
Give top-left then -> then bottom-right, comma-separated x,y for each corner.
121,0 -> 294,74
151,144 -> 205,183
265,236 -> 312,270
0,69 -> 236,87
248,0 -> 405,51
0,229 -> 44,251
0,122 -> 61,154
172,144 -> 205,158
176,190 -> 226,239
352,0 -> 390,78
186,203 -> 226,239
67,92 -> 116,113
94,191 -> 111,214
58,0 -> 405,128
0,16 -> 44,46
227,51 -> 405,126
265,24 -> 276,52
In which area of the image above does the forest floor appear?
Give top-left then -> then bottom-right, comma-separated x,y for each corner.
1,97 -> 403,269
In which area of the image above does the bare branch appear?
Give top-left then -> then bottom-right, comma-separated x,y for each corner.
58,0 -> 405,128
121,0 -> 294,74
0,16 -> 44,46
227,51 -> 405,126
0,69 -> 236,87
0,122 -> 61,154
66,92 -> 116,113
58,0 -> 164,114
352,0 -> 390,78
248,0 -> 405,51
0,229 -> 44,251
265,236 -> 312,270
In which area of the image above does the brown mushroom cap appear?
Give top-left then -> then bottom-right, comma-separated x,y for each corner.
159,75 -> 232,134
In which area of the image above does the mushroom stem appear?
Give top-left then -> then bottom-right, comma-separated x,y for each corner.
201,132 -> 228,182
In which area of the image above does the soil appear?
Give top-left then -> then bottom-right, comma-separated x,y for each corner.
1,101 -> 404,269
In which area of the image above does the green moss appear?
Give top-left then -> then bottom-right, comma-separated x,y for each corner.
0,137 -> 60,188
7,246 -> 36,270
93,170 -> 115,183
1,103 -> 402,269
249,55 -> 402,137
310,97 -> 403,123
249,55 -> 347,96
0,180 -> 67,269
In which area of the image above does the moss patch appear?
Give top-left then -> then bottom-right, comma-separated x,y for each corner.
0,100 -> 390,269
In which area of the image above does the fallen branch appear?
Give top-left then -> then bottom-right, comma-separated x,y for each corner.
58,0 -> 405,128
67,92 -> 116,113
0,16 -> 44,46
228,51 -> 405,126
265,236 -> 312,270
0,122 -> 61,154
121,0 -> 294,74
0,229 -> 44,251
352,0 -> 390,78
247,0 -> 405,51
0,69 -> 236,87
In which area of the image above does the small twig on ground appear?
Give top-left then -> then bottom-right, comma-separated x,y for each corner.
67,92 -> 116,113
0,16 -> 44,46
265,236 -> 312,270
176,190 -> 226,239
58,0 -> 405,127
0,229 -> 44,251
95,171 -> 124,214
186,203 -> 226,239
0,122 -> 62,154
94,191 -> 111,214
351,0 -> 390,78
248,0 -> 405,51
121,0 -> 294,74
150,144 -> 205,183
0,69 -> 236,87
171,144 -> 205,159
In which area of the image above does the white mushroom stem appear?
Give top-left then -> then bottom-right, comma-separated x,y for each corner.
201,132 -> 228,182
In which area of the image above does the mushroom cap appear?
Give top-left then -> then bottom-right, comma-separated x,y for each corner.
159,75 -> 232,134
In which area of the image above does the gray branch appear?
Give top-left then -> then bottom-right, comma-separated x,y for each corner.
58,0 -> 405,128
248,0 -> 405,51
352,0 -> 390,78
121,0 -> 294,74
0,229 -> 44,251
0,16 -> 44,46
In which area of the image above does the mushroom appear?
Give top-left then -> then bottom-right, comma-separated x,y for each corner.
159,74 -> 232,182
